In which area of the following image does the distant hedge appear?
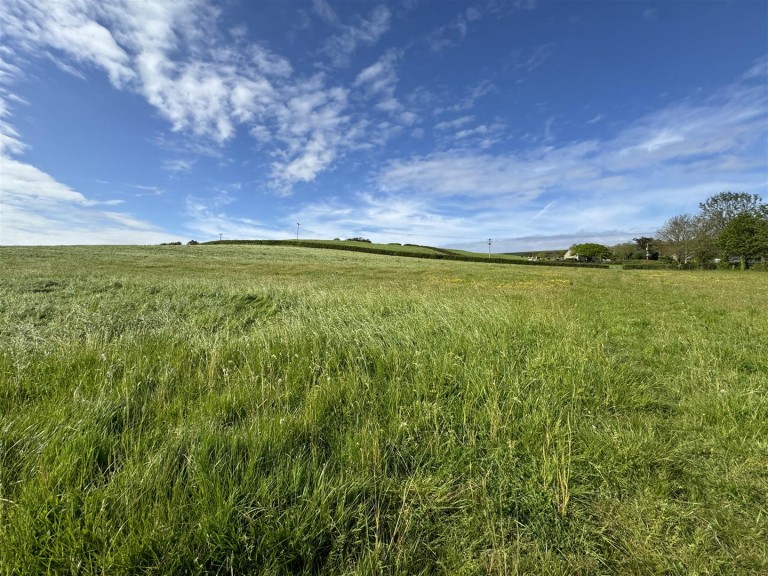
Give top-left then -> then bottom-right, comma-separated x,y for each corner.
203,239 -> 610,269
621,261 -> 720,270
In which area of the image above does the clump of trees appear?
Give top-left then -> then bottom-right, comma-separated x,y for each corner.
656,192 -> 768,269
569,243 -> 612,261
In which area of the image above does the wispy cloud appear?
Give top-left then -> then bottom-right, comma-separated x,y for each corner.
436,80 -> 495,114
319,5 -> 391,67
312,0 -> 339,25
426,1 -> 537,53
427,3 -> 486,53
514,43 -> 555,72
0,15 -> 178,245
162,158 -> 195,174
0,156 -> 178,244
184,195 -> 285,241
376,63 -> 768,237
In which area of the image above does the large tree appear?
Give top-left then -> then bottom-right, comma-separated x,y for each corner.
694,192 -> 767,264
569,243 -> 612,261
611,242 -> 644,261
656,214 -> 697,264
632,236 -> 658,260
717,213 -> 768,270
698,192 -> 766,236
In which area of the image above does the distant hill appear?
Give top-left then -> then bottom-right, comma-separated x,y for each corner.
200,239 -> 607,268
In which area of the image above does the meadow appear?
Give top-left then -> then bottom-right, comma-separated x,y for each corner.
0,245 -> 766,575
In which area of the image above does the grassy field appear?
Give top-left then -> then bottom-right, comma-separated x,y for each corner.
1,245 -> 766,575
210,240 -> 451,256
206,240 -> 533,264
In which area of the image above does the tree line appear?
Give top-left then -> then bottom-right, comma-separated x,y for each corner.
570,192 -> 768,269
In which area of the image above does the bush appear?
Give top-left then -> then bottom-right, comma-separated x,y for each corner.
346,237 -> 371,243
749,261 -> 768,272
187,240 -> 199,245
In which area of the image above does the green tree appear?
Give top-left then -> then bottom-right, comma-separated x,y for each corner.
716,213 -> 768,270
699,192 -> 766,236
689,192 -> 767,264
569,243 -> 612,261
632,236 -> 658,260
611,242 -> 644,261
656,214 -> 697,264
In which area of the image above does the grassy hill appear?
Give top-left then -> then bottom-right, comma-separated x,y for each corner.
1,245 -> 766,574
203,239 -> 591,268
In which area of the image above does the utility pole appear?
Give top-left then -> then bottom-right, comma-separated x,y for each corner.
645,243 -> 650,260
219,233 -> 222,241
296,223 -> 300,240
488,238 -> 493,259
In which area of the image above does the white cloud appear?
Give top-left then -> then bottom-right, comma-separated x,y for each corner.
312,0 -> 338,24
515,43 -> 555,72
435,115 -> 475,130
0,12 -> 179,245
268,79 -> 355,193
378,67 -> 768,236
184,195 -> 285,241
437,80 -> 495,114
353,50 -> 414,123
1,0 -> 366,194
355,51 -> 398,95
291,192 -> 478,243
320,5 -> 391,68
0,156 -> 178,245
426,1 -> 536,54
162,158 -> 195,174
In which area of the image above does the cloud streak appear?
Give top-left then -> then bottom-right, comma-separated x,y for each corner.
376,65 -> 767,239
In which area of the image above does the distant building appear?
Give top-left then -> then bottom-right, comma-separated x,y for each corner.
563,249 -> 584,261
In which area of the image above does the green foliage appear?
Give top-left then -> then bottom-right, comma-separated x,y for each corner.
699,191 -> 766,235
1,245 -> 767,574
632,236 -> 654,249
657,192 -> 768,269
611,242 -> 645,261
717,213 -> 768,269
632,237 -> 659,259
569,242 -> 612,261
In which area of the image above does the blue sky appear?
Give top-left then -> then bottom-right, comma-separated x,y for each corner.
1,0 -> 766,251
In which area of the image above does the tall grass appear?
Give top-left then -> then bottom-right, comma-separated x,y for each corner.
1,245 -> 766,574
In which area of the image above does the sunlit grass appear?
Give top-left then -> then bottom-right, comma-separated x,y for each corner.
1,245 -> 766,574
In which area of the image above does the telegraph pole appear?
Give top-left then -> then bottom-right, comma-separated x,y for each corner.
219,233 -> 223,241
296,223 -> 300,240
488,238 -> 493,259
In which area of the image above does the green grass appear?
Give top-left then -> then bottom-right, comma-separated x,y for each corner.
208,239 -> 448,256
203,240 -> 599,269
1,245 -> 766,575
